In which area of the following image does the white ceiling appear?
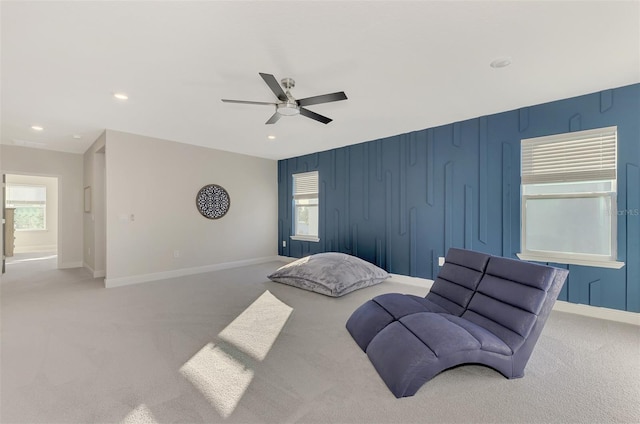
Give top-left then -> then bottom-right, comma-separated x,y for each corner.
2,1 -> 639,160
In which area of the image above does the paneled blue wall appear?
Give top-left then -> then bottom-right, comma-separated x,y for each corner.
278,83 -> 640,312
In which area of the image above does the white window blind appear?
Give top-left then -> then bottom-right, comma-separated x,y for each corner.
293,171 -> 318,199
6,184 -> 47,231
521,126 -> 617,184
6,184 -> 46,203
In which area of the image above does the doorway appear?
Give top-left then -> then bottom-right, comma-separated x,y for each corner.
3,173 -> 59,272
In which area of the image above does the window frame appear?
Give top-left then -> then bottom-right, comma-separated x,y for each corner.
519,191 -> 620,267
291,171 -> 320,242
517,126 -> 624,269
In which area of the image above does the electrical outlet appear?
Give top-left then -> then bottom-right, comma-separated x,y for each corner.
438,256 -> 445,266
282,240 -> 286,248
173,250 -> 180,258
88,247 -> 91,256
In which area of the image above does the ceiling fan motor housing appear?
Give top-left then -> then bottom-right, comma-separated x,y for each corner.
276,77 -> 300,115
281,77 -> 295,90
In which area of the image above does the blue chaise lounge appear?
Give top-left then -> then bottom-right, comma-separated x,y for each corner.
346,248 -> 569,398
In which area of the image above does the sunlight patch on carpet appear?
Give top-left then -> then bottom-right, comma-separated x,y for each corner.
219,289 -> 293,361
121,403 -> 158,424
180,290 -> 293,418
180,343 -> 254,418
6,254 -> 57,264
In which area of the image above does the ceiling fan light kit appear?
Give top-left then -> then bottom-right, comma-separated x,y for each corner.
277,102 -> 300,116
221,73 -> 347,125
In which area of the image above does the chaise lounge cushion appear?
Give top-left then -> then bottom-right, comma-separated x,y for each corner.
461,256 -> 558,352
268,252 -> 390,297
345,248 -> 491,351
367,312 -> 513,398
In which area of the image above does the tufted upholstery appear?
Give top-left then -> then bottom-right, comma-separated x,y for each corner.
346,248 -> 490,351
347,249 -> 569,398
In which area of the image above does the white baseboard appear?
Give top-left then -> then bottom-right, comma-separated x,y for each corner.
277,255 -> 298,263
552,300 -> 640,326
14,245 -> 57,254
104,256 -> 282,288
390,274 -> 434,288
83,262 -> 105,278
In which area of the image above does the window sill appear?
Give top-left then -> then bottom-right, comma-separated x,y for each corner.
516,253 -> 625,269
290,235 -> 320,243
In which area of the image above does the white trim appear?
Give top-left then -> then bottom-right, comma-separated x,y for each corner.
104,256 -> 282,288
84,262 -> 106,278
277,255 -> 298,263
290,235 -> 320,242
13,244 -> 57,254
292,171 -> 319,238
520,192 -> 618,263
516,253 -> 625,269
389,274 -> 434,289
553,300 -> 640,326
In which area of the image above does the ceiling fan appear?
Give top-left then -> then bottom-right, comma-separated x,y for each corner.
222,73 -> 347,125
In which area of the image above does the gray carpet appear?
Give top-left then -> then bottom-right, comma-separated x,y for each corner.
1,257 -> 639,423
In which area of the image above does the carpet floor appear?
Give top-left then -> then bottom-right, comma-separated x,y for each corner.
1,258 -> 639,423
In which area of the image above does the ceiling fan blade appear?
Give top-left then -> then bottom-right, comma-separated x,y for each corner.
259,73 -> 288,102
221,99 -> 276,106
300,107 -> 332,124
265,112 -> 281,125
297,91 -> 347,107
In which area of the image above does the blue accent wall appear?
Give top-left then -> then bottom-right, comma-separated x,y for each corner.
278,83 -> 640,312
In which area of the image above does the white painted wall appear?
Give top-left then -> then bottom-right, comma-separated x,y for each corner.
6,174 -> 58,253
83,132 -> 106,277
0,145 -> 83,268
104,130 -> 278,285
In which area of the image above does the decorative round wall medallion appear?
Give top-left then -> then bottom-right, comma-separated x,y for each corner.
196,184 -> 230,219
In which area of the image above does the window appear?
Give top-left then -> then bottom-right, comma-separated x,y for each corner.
518,126 -> 623,269
292,171 -> 319,241
6,184 -> 47,231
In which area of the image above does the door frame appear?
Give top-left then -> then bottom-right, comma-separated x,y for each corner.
2,171 -> 61,269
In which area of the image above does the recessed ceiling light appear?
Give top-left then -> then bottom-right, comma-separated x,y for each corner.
73,134 -> 82,139
113,92 -> 129,100
31,125 -> 44,131
490,57 -> 512,69
267,135 -> 276,140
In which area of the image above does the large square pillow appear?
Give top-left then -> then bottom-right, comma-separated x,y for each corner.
268,252 -> 390,297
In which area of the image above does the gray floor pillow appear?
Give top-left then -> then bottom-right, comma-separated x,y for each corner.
268,252 -> 390,297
